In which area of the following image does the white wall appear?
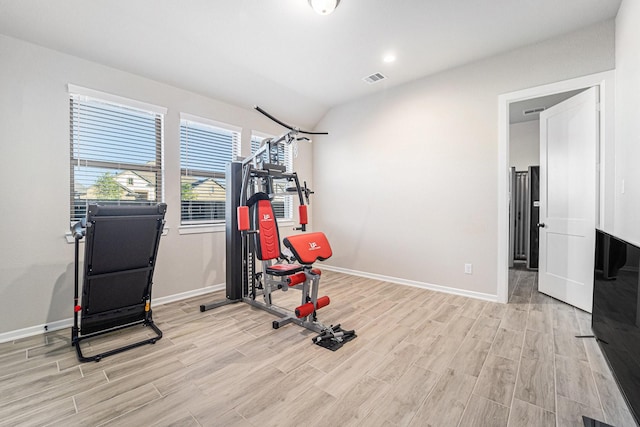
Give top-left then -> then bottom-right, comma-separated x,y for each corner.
509,121 -> 540,171
614,0 -> 640,245
0,34 -> 313,336
313,21 -> 615,298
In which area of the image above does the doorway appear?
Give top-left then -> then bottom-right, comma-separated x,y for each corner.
508,89 -> 584,297
497,71 -> 615,305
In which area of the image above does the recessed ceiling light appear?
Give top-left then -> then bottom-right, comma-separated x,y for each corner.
383,54 -> 396,63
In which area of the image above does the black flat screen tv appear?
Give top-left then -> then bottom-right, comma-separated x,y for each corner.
592,229 -> 640,426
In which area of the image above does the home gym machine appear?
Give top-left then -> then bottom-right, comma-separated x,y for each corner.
71,204 -> 166,362
200,106 -> 356,350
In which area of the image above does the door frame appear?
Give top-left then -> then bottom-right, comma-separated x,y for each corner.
496,71 -> 615,304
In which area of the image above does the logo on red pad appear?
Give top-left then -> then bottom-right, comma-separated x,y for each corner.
262,214 -> 271,221
308,242 -> 320,250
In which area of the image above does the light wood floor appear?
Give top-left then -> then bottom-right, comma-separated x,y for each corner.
0,269 -> 636,427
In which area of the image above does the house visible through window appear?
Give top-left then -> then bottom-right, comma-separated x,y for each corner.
250,133 -> 293,220
180,115 -> 240,225
69,91 -> 164,223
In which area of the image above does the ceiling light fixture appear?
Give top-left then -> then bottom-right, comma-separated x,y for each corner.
383,54 -> 396,63
308,0 -> 341,15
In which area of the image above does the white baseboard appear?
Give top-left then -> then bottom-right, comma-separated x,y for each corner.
0,284 -> 224,344
153,283 -> 225,306
321,265 -> 499,303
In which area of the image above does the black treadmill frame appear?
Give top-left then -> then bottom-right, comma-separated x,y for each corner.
71,204 -> 166,362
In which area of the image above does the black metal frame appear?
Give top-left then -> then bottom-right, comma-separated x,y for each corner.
71,204 -> 166,362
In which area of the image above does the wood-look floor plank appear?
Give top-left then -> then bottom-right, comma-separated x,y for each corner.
514,355 -> 555,412
414,334 -> 465,374
507,398 -> 556,427
592,370 -> 638,427
500,307 -> 528,332
474,354 -> 518,407
430,303 -> 461,323
482,302 -> 508,320
100,383 -> 206,427
556,395 -> 604,427
0,397 -> 76,427
235,363 -> 325,420
314,347 -> 386,398
448,337 -> 492,377
311,375 -> 390,427
459,394 -> 509,427
555,355 -> 600,408
245,385 -> 335,427
552,309 -> 581,333
62,383 -> 162,426
460,298 -> 488,319
553,328 -> 588,361
368,341 -> 421,384
442,315 -> 476,339
0,371 -> 106,421
521,329 -> 554,362
526,308 -> 553,334
582,338 -> 610,375
0,363 -> 82,403
469,316 -> 501,343
409,368 -> 477,427
194,408 -> 252,427
0,334 -> 48,357
372,364 -> 439,426
490,328 -> 524,361
74,358 -> 183,411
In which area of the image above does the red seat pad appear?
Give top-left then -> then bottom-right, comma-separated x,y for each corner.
265,263 -> 304,276
283,232 -> 332,264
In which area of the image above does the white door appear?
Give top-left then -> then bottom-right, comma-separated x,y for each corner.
538,87 -> 598,313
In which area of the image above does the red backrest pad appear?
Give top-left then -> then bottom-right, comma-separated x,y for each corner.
254,199 -> 280,260
284,232 -> 332,264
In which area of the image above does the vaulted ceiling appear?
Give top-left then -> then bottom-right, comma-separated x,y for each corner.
0,0 -> 622,127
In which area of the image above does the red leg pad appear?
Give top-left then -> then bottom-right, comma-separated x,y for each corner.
315,296 -> 330,310
295,302 -> 315,318
287,272 -> 306,287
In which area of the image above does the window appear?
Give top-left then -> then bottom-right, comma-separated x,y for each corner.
250,133 -> 293,220
180,115 -> 240,225
69,89 -> 164,223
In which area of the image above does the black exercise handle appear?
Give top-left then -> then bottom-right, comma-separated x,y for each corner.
254,105 -> 328,135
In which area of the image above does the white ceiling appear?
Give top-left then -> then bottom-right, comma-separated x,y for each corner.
0,0 -> 622,128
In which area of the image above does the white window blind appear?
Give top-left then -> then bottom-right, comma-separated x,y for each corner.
69,94 -> 164,223
181,118 -> 240,224
250,134 -> 293,220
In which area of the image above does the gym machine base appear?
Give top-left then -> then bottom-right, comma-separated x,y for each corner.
71,204 -> 166,362
200,109 -> 355,350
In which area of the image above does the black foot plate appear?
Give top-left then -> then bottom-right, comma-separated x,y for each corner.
312,325 -> 357,351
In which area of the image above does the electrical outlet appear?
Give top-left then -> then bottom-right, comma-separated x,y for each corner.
464,263 -> 473,274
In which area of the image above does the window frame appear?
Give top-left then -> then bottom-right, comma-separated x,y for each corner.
68,85 -> 166,228
179,113 -> 241,229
